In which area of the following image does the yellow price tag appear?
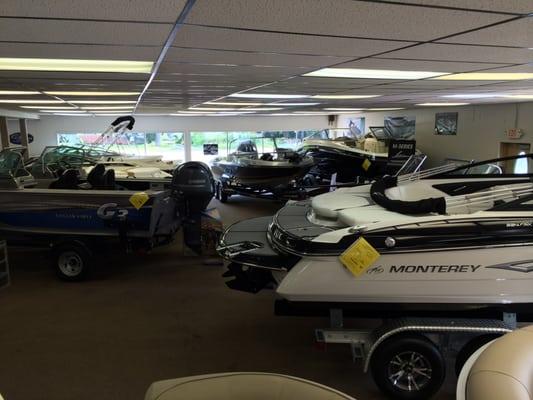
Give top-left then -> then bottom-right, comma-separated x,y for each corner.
362,158 -> 371,171
339,237 -> 380,277
129,192 -> 150,210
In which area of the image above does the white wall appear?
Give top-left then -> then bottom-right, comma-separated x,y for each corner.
8,115 -> 330,156
337,102 -> 533,167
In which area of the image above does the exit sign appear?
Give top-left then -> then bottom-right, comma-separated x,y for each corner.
506,128 -> 523,139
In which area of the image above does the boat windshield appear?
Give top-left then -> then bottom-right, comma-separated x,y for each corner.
31,146 -> 92,178
0,149 -> 27,177
440,153 -> 533,176
306,129 -> 356,140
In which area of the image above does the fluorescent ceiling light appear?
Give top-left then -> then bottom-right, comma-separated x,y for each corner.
52,113 -> 90,116
312,95 -> 380,99
416,103 -> 469,106
0,90 -> 40,95
204,101 -> 264,106
268,102 -> 320,106
39,109 -> 87,113
45,91 -> 140,96
72,100 -> 136,104
0,58 -> 153,73
367,108 -> 405,111
323,108 -> 364,111
243,107 -> 283,111
0,99 -> 64,104
502,95 -> 533,99
177,111 -> 208,114
229,93 -> 309,99
21,105 -> 76,109
189,107 -> 239,111
91,110 -> 133,113
305,68 -> 448,80
433,73 -> 533,81
441,94 -> 499,99
82,106 -> 134,110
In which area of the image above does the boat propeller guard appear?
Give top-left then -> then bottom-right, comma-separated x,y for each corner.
371,175 -> 447,215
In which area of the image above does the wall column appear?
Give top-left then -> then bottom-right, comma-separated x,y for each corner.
183,129 -> 191,162
19,118 -> 29,159
0,117 -> 9,150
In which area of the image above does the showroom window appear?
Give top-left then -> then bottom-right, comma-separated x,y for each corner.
57,132 -> 185,162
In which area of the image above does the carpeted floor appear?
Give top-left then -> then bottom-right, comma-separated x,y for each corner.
0,196 -> 454,400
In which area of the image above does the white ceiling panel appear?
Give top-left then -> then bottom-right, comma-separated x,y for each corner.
157,62 -> 308,78
383,43 -> 533,63
0,43 -> 160,61
166,47 -> 352,68
0,71 -> 149,81
173,25 -> 408,57
0,18 -> 172,46
336,57 -> 508,72
186,0 -> 507,41
0,0 -> 187,22
439,17 -> 532,47
392,1 -> 533,14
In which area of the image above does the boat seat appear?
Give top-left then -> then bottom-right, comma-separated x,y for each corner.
260,153 -> 274,161
385,181 -> 448,201
338,205 -> 416,226
311,188 -> 372,219
144,372 -> 356,400
458,325 -> 533,400
48,169 -> 79,189
102,169 -> 116,189
87,164 -> 106,188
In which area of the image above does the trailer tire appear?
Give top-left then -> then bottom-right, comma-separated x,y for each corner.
370,334 -> 445,400
53,243 -> 93,282
455,334 -> 501,377
217,182 -> 229,203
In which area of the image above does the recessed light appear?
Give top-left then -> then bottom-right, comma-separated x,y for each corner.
189,107 -> 239,111
323,108 -> 364,111
72,100 -> 136,104
243,107 -> 283,111
81,106 -> 135,110
416,103 -> 469,106
0,90 -> 40,95
0,58 -> 153,73
45,91 -> 140,96
0,99 -> 64,103
312,95 -> 380,99
229,93 -> 309,99
305,68 -> 448,80
441,94 -> 500,99
21,105 -> 77,109
366,108 -> 406,111
267,102 -> 320,106
502,95 -> 533,99
204,101 -> 264,106
433,73 -> 533,81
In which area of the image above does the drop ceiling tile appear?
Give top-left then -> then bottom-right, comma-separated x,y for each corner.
0,43 -> 159,61
186,0 -> 508,41
384,43 -> 533,63
439,17 -> 532,47
337,57 -> 507,72
157,62 -> 308,78
392,1 -> 532,14
166,47 -> 352,67
0,18 -> 172,46
0,0 -> 187,22
174,25 -> 410,57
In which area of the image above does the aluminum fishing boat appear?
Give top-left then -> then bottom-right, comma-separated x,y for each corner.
300,127 -> 416,183
0,148 -> 214,280
218,153 -> 533,319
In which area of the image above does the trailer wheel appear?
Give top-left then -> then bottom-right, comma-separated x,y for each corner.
53,243 -> 93,281
455,334 -> 501,377
216,182 -> 229,203
370,334 -> 445,400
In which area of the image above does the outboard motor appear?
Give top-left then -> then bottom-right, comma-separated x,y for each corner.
171,162 -> 215,253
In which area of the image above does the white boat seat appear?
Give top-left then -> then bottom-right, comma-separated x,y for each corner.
311,189 -> 372,219
461,325 -> 533,400
144,372 -> 356,400
337,205 -> 416,226
385,181 -> 446,201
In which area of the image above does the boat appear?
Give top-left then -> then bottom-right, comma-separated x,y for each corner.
210,136 -> 315,202
0,148 -> 215,280
299,127 -> 417,183
81,116 -> 180,173
218,153 -> 533,319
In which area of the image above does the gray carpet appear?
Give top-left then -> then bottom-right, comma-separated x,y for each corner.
0,196 -> 454,399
